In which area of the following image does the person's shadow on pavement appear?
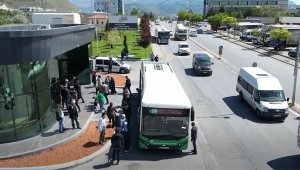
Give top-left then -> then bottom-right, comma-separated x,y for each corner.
93,146 -> 114,169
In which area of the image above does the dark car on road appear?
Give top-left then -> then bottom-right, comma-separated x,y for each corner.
288,48 -> 297,58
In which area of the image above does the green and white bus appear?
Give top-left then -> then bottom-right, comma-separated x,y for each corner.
138,61 -> 194,150
154,25 -> 171,44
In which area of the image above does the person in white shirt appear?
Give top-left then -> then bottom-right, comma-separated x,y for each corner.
98,113 -> 106,144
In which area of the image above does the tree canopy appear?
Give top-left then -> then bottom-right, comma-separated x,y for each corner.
208,13 -> 228,31
107,29 -> 120,48
271,28 -> 292,41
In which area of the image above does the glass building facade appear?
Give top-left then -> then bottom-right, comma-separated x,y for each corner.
0,24 -> 95,143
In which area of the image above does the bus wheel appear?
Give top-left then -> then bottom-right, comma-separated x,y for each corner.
256,109 -> 261,119
239,92 -> 244,102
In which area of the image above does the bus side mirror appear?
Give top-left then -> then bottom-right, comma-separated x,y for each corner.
287,98 -> 289,102
191,107 -> 195,121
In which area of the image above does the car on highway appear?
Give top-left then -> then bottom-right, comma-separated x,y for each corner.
178,42 -> 190,55
288,48 -> 297,58
189,30 -> 197,37
169,31 -> 174,36
192,51 -> 214,75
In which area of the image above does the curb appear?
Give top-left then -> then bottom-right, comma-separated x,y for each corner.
46,142 -> 111,170
0,112 -> 95,160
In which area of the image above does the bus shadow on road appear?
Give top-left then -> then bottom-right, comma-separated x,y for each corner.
267,154 -> 300,170
120,149 -> 193,161
223,96 -> 284,124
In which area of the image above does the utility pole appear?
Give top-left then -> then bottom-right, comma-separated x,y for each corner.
188,0 -> 191,39
291,42 -> 300,106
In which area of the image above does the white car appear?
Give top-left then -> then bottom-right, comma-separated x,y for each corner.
178,42 -> 190,55
169,31 -> 174,36
189,30 -> 197,37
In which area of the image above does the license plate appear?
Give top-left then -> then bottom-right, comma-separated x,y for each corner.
159,147 -> 169,149
202,71 -> 207,73
273,115 -> 281,117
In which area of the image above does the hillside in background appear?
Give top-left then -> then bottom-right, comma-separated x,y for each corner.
70,0 -> 203,16
0,0 -> 79,12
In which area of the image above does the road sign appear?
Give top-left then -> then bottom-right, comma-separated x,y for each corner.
219,45 -> 223,50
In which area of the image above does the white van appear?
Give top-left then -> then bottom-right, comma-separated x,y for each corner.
236,67 -> 289,120
94,57 -> 131,74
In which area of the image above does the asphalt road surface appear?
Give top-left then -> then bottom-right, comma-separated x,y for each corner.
71,21 -> 300,170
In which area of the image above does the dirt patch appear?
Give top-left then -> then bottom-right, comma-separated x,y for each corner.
0,121 -> 114,168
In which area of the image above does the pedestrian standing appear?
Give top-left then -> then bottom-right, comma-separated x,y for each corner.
96,91 -> 106,113
55,103 -> 65,133
121,95 -> 130,124
191,122 -> 197,154
121,121 -> 130,153
108,57 -> 113,74
104,76 -> 110,87
68,102 -> 81,129
92,70 -> 97,87
154,55 -> 159,62
65,79 -> 71,90
101,83 -> 110,104
111,128 -> 124,164
61,85 -> 71,109
74,79 -> 85,103
98,113 -> 106,144
70,86 -> 80,112
110,77 -> 117,94
125,76 -> 131,94
107,102 -> 117,128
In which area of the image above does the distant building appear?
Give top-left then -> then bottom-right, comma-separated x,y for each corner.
0,4 -> 12,11
20,7 -> 56,13
32,13 -> 81,24
88,14 -> 108,29
94,0 -> 124,15
246,17 -> 276,24
204,0 -> 288,16
279,17 -> 300,25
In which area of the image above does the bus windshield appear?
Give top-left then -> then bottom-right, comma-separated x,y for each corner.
259,90 -> 286,102
158,32 -> 170,39
142,108 -> 189,139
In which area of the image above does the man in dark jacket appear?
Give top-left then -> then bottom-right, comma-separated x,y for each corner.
125,76 -> 131,94
191,122 -> 197,154
111,128 -> 124,164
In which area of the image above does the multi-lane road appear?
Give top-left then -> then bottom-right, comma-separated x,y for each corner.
71,21 -> 300,170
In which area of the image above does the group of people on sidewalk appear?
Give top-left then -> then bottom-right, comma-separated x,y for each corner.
92,71 -> 132,164
55,76 -> 85,133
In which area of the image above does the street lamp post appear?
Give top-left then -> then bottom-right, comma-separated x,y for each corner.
291,42 -> 300,106
188,0 -> 191,39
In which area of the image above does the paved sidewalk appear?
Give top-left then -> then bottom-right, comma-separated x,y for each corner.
0,73 -> 125,160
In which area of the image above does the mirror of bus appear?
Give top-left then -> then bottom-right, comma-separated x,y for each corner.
191,106 -> 195,121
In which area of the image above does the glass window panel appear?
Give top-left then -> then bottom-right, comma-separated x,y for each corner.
15,120 -> 40,141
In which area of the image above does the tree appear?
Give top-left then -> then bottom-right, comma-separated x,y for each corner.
208,13 -> 228,31
178,10 -> 188,21
190,13 -> 203,23
221,16 -> 237,29
107,29 -> 120,49
252,28 -> 260,37
130,8 -> 139,15
139,14 -> 151,58
271,28 -> 292,41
